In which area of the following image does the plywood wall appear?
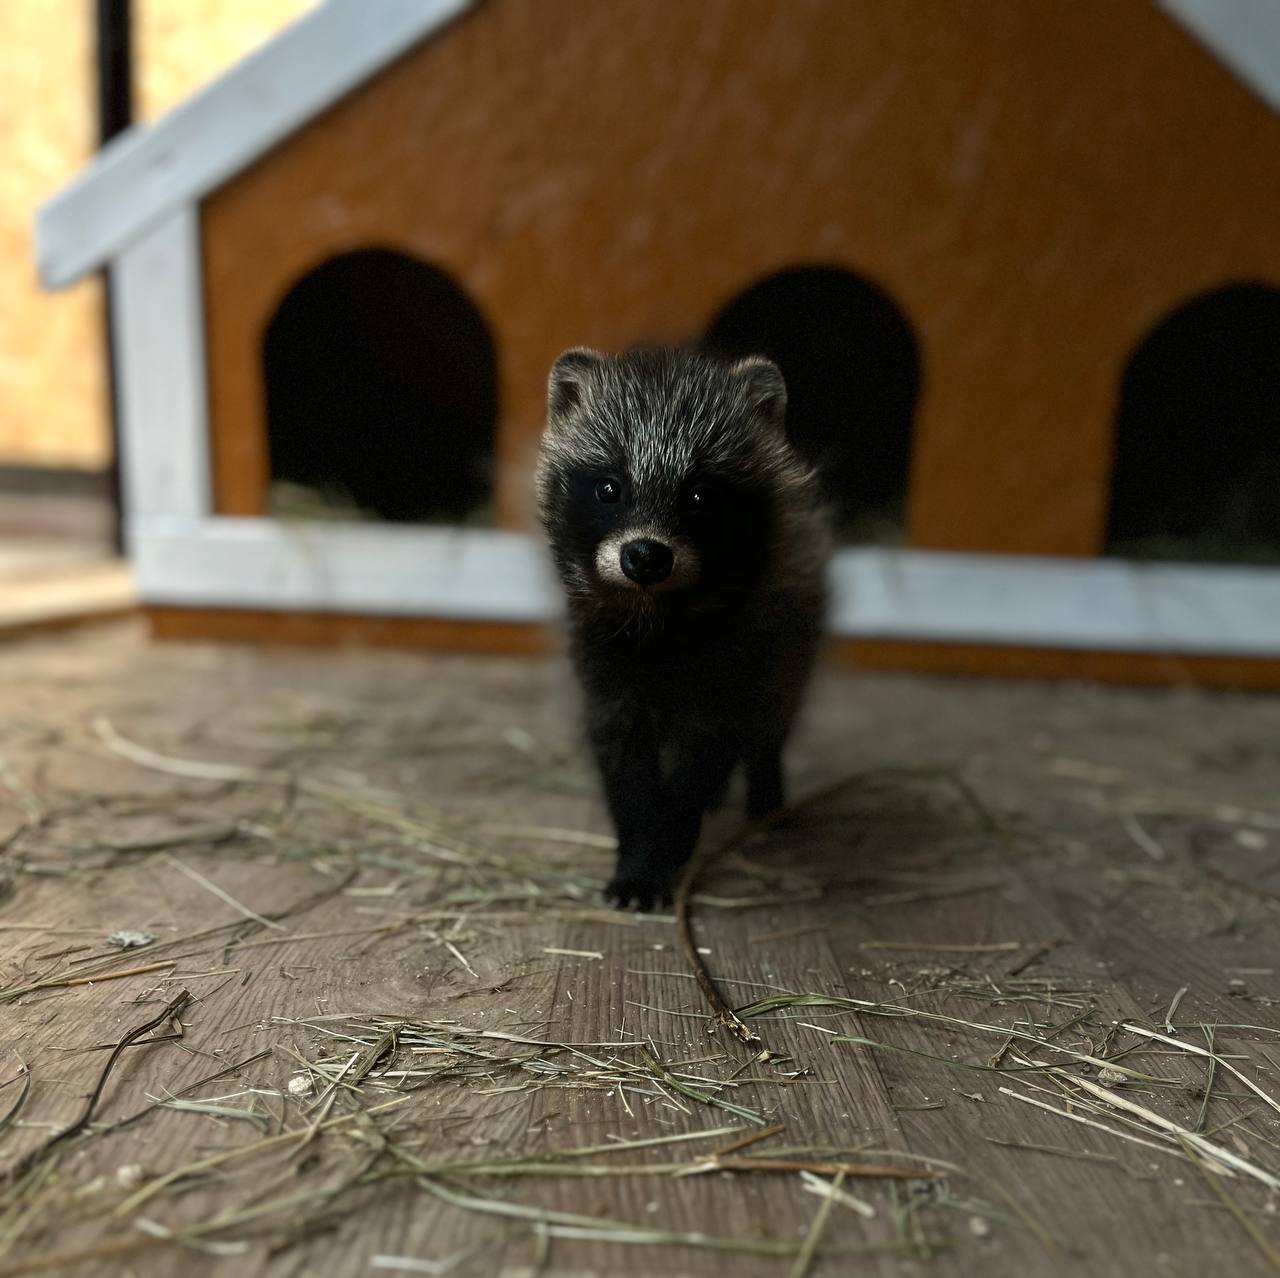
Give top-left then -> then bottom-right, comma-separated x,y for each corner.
0,0 -> 310,470
0,2 -> 102,468
200,0 -> 1280,553
136,0 -> 313,120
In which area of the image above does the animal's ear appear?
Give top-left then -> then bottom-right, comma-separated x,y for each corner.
730,356 -> 787,433
548,347 -> 608,425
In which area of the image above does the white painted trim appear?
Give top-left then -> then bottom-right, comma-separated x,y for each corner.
37,0 -> 475,288
1160,0 -> 1280,114
111,207 -> 212,528
127,517 -> 1280,657
828,549 -> 1280,655
130,517 -> 558,622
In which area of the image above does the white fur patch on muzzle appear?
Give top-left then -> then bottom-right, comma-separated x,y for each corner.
594,528 -> 701,593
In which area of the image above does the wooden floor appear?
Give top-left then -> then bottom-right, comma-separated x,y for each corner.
0,544 -> 135,636
0,484 -> 136,635
2,620 -> 1280,1277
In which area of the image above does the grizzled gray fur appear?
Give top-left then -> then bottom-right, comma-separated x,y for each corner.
536,346 -> 831,908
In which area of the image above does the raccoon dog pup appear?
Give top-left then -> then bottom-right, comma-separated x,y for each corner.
536,346 -> 831,909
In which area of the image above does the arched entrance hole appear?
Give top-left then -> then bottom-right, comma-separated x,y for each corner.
1107,283 -> 1280,564
704,266 -> 921,542
263,248 -> 497,523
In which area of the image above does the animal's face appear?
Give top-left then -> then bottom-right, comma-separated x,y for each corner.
536,348 -> 794,609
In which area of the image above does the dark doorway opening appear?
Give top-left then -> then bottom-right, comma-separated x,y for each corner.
1106,283 -> 1280,565
263,248 -> 497,524
703,266 -> 921,542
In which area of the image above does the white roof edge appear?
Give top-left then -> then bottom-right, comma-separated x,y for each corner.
36,0 -> 475,289
1158,0 -> 1280,115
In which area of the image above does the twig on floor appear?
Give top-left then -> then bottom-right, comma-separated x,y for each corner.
4,989 -> 192,1184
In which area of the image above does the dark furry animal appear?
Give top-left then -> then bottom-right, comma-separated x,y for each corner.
535,347 -> 831,908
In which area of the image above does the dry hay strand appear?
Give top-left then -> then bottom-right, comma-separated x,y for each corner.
736,987 -> 1280,1199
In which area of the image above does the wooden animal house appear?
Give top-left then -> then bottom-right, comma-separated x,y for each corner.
37,0 -> 1280,684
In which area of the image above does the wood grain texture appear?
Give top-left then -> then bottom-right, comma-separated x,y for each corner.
145,610 -> 1280,690
199,0 -> 1280,555
3,620 -> 1280,1275
147,605 -> 554,653
835,637 -> 1280,690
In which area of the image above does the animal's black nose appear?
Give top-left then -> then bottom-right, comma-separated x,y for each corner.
620,538 -> 674,586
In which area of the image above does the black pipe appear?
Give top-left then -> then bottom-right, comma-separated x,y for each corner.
95,0 -> 133,554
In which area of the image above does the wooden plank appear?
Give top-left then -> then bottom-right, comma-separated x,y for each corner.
147,605 -> 552,654
826,551 -> 1280,657
130,519 -> 1280,662
129,516 -> 555,620
0,636 -> 581,1275
0,561 -> 136,637
805,771 -> 1280,1275
3,622 -> 1280,1275
111,208 -> 212,522
835,637 -> 1280,690
146,606 -> 1280,690
0,864 -> 560,1276
193,0 -> 1280,553
515,899 -> 914,1276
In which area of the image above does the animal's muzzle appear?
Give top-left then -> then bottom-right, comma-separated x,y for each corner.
620,538 -> 674,587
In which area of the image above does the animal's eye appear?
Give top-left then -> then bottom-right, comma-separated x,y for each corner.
686,481 -> 717,510
594,477 -> 622,504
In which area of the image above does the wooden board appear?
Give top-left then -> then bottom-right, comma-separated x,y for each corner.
198,0 -> 1280,554
146,606 -> 1280,690
4,621 -> 1280,1275
0,553 -> 136,640
147,604 -> 552,654
837,637 -> 1280,691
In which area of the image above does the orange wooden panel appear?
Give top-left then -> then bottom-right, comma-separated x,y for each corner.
200,0 -> 1280,554
146,608 -> 1280,691
148,607 -> 554,655
833,638 -> 1280,692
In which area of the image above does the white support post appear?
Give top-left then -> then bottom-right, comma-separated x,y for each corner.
111,205 -> 212,543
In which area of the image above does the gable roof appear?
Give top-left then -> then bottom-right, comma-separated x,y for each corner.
1159,0 -> 1280,115
37,0 -> 1280,291
36,0 -> 474,289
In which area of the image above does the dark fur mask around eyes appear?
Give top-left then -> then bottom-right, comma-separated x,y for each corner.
560,466 -> 773,598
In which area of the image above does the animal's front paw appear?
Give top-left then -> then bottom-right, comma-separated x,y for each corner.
604,867 -> 675,913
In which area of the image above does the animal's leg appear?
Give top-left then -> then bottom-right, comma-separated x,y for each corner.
587,707 -> 686,910
745,742 -> 786,821
655,732 -> 742,886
